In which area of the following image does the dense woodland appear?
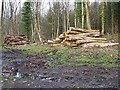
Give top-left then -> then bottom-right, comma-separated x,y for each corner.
0,0 -> 119,43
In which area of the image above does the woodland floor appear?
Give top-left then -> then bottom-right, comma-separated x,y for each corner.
1,44 -> 119,88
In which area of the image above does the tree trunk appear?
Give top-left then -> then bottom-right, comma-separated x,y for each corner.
49,2 -> 54,39
1,0 -> 4,43
9,1 -> 14,34
35,1 -> 42,42
51,6 -> 54,39
85,1 -> 91,30
52,19 -> 54,39
56,8 -> 59,37
101,2 -> 105,35
14,1 -> 20,35
62,2 -> 66,32
81,0 -> 84,29
111,3 -> 114,34
66,2 -> 70,31
74,1 -> 77,27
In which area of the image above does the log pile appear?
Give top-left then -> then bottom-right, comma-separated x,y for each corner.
48,27 -> 119,47
4,35 -> 29,46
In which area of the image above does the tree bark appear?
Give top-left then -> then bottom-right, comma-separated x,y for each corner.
56,6 -> 59,37
81,0 -> 84,29
66,2 -> 70,31
101,2 -> 105,35
57,14 -> 60,37
35,1 -> 42,42
9,1 -> 14,34
1,0 -> 4,43
111,3 -> 114,34
62,2 -> 66,32
85,1 -> 91,30
14,1 -> 20,35
74,1 -> 77,27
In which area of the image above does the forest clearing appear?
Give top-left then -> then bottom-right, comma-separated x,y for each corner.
0,0 -> 119,89
1,44 -> 119,88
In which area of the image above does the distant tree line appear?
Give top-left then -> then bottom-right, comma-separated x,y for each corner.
0,0 -> 119,43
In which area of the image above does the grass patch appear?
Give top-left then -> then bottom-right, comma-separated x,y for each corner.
17,44 -> 52,54
15,44 -> 119,68
0,43 -> 3,50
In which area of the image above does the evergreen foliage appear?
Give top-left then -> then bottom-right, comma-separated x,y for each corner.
76,2 -> 82,27
21,2 -> 32,40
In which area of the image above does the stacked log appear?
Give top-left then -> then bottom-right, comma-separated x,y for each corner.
4,35 -> 29,46
48,27 -> 119,47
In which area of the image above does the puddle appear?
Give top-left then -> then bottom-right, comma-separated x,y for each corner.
22,81 -> 27,83
2,57 -> 46,79
2,73 -> 11,77
2,71 -> 21,78
41,77 -> 58,82
14,72 -> 21,78
41,77 -> 53,82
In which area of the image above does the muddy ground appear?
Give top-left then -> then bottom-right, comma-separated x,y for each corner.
1,49 -> 119,88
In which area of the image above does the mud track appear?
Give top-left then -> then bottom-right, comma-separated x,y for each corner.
1,49 -> 119,88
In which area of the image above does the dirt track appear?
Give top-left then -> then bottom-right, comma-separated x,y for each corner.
1,49 -> 119,88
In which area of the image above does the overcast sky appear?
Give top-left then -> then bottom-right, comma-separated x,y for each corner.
0,0 -> 119,17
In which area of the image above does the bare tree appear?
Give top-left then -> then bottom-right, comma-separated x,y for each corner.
13,1 -> 20,34
34,0 -> 42,42
85,0 -> 91,30
81,0 -> 84,29
1,0 -> 4,42
101,1 -> 105,35
56,3 -> 60,37
9,0 -> 14,34
62,2 -> 66,32
66,2 -> 70,30
48,2 -> 54,39
51,3 -> 54,39
74,0 -> 77,27
111,2 -> 114,34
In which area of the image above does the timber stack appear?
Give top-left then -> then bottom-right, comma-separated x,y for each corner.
48,27 -> 119,48
4,35 -> 29,46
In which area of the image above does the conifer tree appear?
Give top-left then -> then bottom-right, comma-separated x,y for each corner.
21,2 -> 32,40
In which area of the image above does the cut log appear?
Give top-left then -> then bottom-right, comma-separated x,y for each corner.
87,32 -> 100,36
76,40 -> 97,44
53,38 -> 63,43
66,30 -> 81,34
48,40 -> 53,44
48,27 -> 118,48
63,41 -> 77,47
59,34 -> 65,39
70,27 -> 100,33
66,33 -> 102,40
70,27 -> 87,33
87,34 -> 101,38
61,39 -> 66,44
76,39 -> 107,44
66,33 -> 92,40
65,38 -> 77,41
51,44 -> 61,47
4,35 -> 29,46
83,37 -> 107,41
83,43 -> 119,48
86,30 -> 100,33
11,41 -> 29,45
